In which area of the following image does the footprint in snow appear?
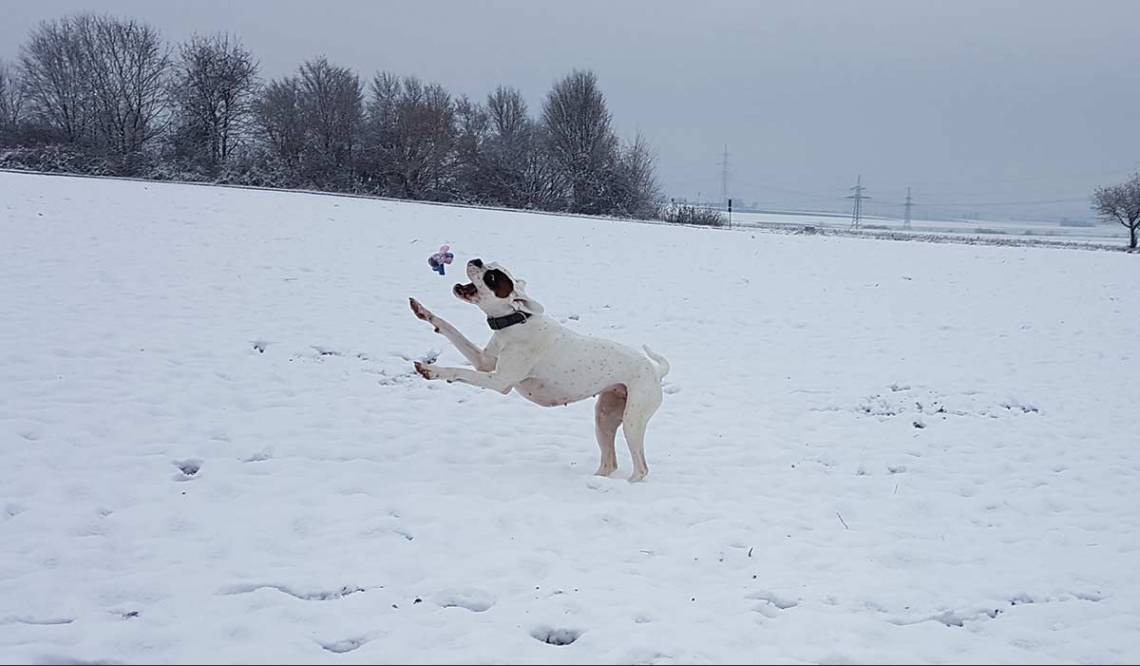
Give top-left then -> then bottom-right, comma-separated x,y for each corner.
434,588 -> 495,612
530,626 -> 581,646
318,637 -> 369,653
241,450 -> 271,463
172,459 -> 202,481
747,590 -> 798,617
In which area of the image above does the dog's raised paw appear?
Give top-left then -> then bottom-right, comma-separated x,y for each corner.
409,298 -> 432,320
410,299 -> 442,331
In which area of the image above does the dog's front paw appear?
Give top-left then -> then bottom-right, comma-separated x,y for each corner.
409,297 -> 429,319
413,361 -> 437,380
409,298 -> 440,332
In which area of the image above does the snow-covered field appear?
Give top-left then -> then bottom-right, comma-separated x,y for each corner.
1,171 -> 1138,664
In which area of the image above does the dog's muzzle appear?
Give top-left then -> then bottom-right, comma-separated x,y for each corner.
453,282 -> 478,300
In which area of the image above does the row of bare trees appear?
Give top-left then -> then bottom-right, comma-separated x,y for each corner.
0,13 -> 661,219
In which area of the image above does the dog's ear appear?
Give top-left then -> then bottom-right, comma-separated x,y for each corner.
511,279 -> 544,315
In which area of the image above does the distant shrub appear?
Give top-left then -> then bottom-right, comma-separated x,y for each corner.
661,203 -> 726,227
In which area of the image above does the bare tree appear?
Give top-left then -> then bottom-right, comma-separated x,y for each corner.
517,122 -> 562,210
170,33 -> 258,169
452,95 -> 489,201
1092,173 -> 1140,250
487,85 -> 528,140
19,14 -> 96,143
0,60 -> 27,137
298,57 -> 362,186
256,75 -> 305,170
541,70 -> 619,214
362,73 -> 456,199
81,15 -> 170,160
607,133 -> 662,218
479,86 -> 532,205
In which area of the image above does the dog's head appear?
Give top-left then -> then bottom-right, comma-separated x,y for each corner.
454,259 -> 544,317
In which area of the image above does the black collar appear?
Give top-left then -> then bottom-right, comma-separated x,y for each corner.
487,311 -> 532,331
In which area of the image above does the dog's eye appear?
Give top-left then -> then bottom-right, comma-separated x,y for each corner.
487,273 -> 496,283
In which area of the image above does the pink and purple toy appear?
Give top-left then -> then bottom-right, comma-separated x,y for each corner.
428,245 -> 454,275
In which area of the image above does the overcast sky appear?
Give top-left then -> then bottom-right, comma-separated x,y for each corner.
4,0 -> 1139,220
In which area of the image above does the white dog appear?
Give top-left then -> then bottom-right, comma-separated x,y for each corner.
410,258 -> 669,481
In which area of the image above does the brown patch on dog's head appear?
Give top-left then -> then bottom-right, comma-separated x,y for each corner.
483,268 -> 514,299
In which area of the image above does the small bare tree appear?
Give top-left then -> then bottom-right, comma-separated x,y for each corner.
170,33 -> 259,169
1092,173 -> 1140,250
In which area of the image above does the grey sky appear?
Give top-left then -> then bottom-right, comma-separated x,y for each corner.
3,0 -> 1138,221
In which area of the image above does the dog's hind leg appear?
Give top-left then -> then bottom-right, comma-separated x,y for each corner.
594,386 -> 626,477
621,384 -> 663,482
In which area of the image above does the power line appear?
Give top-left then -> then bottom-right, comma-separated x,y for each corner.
903,186 -> 913,230
846,175 -> 870,229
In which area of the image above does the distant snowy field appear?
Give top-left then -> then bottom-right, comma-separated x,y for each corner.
1,171 -> 1138,664
731,210 -> 1127,247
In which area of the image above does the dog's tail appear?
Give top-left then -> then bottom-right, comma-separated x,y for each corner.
643,345 -> 671,381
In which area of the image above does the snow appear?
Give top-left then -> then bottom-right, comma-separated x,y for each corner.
1,170 -> 1139,664
732,209 -> 1129,247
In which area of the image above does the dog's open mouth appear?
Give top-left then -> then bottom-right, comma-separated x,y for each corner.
453,282 -> 478,301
